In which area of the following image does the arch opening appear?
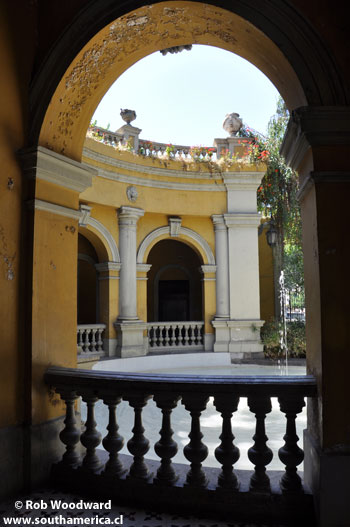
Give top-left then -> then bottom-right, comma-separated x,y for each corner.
36,1 -> 321,160
147,239 -> 203,322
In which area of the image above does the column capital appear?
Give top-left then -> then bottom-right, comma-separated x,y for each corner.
95,262 -> 121,273
118,206 -> 144,225
136,263 -> 152,273
200,264 -> 217,275
211,214 -> 226,230
223,172 -> 264,191
224,213 -> 261,228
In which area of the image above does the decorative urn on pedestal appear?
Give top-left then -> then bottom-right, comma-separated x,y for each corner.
223,113 -> 243,136
120,109 -> 137,125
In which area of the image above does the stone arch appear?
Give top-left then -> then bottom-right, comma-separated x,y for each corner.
137,225 -> 215,266
79,213 -> 120,263
30,1 -> 348,160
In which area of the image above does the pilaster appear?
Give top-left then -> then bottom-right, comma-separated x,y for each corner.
211,215 -> 229,320
199,264 -> 216,351
95,262 -> 121,356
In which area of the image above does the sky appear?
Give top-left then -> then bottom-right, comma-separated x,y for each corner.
92,44 -> 280,146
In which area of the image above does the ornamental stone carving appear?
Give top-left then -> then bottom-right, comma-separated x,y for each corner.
223,113 -> 243,136
126,186 -> 138,203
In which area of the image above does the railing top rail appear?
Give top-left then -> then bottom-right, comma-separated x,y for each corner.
45,366 -> 317,397
77,324 -> 106,329
147,321 -> 205,325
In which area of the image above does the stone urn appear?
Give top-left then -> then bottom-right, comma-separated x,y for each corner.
120,109 -> 137,125
223,112 -> 243,136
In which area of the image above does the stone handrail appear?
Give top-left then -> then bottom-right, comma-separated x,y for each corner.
87,125 -> 218,160
138,139 -> 217,160
147,321 -> 204,349
77,324 -> 106,354
45,366 -> 317,523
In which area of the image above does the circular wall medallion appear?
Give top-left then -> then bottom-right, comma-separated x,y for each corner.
126,185 -> 138,202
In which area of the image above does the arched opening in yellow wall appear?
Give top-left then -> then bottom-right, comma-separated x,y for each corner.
77,234 -> 99,325
147,239 -> 203,322
37,1 -> 311,161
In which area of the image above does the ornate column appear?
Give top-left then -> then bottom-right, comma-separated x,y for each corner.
118,206 -> 144,319
114,206 -> 147,357
211,215 -> 229,319
211,215 -> 230,352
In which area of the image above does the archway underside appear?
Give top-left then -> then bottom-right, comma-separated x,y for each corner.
39,1 -> 306,161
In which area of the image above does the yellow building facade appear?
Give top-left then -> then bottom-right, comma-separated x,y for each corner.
74,127 -> 274,361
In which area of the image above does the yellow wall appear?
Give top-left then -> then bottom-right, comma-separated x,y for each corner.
0,4 -> 35,427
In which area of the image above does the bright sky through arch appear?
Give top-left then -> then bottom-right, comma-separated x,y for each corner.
92,45 -> 280,146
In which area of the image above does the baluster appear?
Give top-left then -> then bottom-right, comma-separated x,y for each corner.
182,394 -> 209,487
183,324 -> 190,347
125,394 -> 151,480
156,325 -> 161,347
175,325 -> 180,346
213,394 -> 240,489
59,390 -> 81,467
91,328 -> 97,352
102,396 -> 125,477
97,328 -> 104,352
200,324 -> 204,345
161,325 -> 166,346
247,395 -> 273,491
83,329 -> 90,352
168,324 -> 174,346
153,393 -> 181,485
150,326 -> 156,348
80,394 -> 102,472
164,325 -> 170,347
78,329 -> 84,351
278,395 -> 305,492
191,324 -> 197,345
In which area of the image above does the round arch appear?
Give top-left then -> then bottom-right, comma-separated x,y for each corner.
137,225 -> 215,266
79,216 -> 120,263
30,1 -> 348,160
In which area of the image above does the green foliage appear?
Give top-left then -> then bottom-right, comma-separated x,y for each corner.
238,97 -> 301,246
284,243 -> 304,292
260,319 -> 306,358
286,321 -> 306,357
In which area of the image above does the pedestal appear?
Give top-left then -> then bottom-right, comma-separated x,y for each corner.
114,321 -> 147,358
212,319 -> 264,359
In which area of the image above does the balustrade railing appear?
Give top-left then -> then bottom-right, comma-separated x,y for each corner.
45,366 -> 317,523
147,321 -> 204,350
87,126 -> 218,161
77,324 -> 106,355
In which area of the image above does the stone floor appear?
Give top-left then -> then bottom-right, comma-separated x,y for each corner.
0,488 -> 292,527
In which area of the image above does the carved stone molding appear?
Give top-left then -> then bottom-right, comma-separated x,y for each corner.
19,146 -> 96,192
281,107 -> 350,170
169,217 -> 182,237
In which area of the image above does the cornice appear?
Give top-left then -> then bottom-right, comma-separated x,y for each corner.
19,146 -> 96,192
281,107 -> 350,170
297,171 -> 350,202
28,199 -> 81,220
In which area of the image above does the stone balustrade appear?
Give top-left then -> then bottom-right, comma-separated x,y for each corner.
147,321 -> 204,351
45,366 -> 317,524
87,125 -> 218,160
77,324 -> 106,355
